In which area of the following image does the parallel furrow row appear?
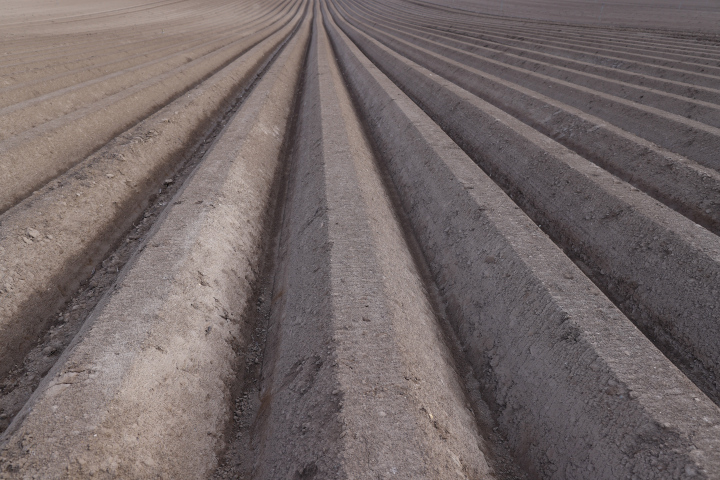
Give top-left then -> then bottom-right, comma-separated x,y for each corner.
0,0 -> 306,416
332,0 -> 720,400
1,0 -> 720,478
0,0 -> 302,214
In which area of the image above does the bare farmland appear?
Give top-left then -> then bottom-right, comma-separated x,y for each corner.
1,0 -> 720,478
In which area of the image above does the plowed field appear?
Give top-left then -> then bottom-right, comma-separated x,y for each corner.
1,0 -> 720,478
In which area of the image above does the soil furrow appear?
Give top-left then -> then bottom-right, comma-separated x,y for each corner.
337,6 -> 720,173
0,6 -> 302,385
331,4 -> 720,404
0,10 -> 285,104
349,1 -> 720,115
333,0 -> 720,235
249,12 -> 504,478
0,5 -> 309,477
357,0 -> 720,62
0,1 -> 301,215
323,4 -> 720,477
410,18 -> 720,88
393,2 -> 720,70
0,0 -> 294,125
4,0 -> 720,477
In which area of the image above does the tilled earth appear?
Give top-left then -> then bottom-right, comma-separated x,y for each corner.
1,0 -> 720,478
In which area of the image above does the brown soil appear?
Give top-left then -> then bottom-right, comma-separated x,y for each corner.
2,0 -> 720,478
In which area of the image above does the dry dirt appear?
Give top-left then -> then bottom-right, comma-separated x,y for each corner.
1,0 -> 720,478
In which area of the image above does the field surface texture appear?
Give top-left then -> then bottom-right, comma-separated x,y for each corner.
1,0 -> 720,478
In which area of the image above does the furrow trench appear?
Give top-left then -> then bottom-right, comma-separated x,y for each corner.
248,13 -> 510,479
3,0 -> 720,478
0,3 -> 310,477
